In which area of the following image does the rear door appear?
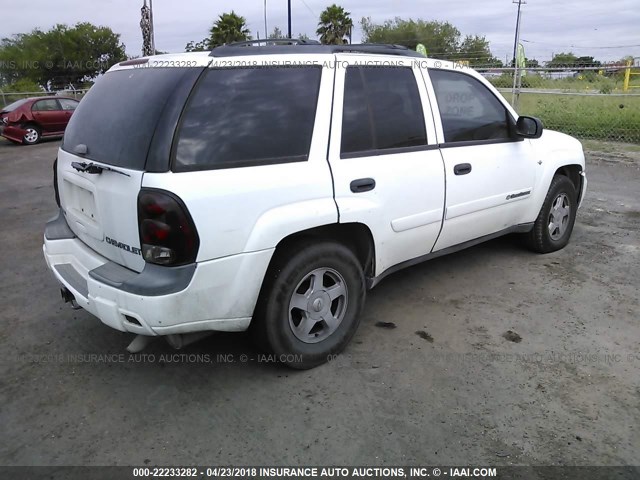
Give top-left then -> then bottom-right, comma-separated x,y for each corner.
32,99 -> 63,133
328,55 -> 446,276
58,65 -> 205,272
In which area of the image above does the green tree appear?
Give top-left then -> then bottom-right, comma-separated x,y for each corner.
0,23 -> 126,89
547,52 -> 578,67
185,39 -> 209,52
362,17 -> 461,58
209,12 -> 251,47
458,35 -> 501,67
509,57 -> 540,68
526,58 -> 540,68
269,27 -> 284,39
317,4 -> 353,45
575,56 -> 601,67
361,17 -> 500,66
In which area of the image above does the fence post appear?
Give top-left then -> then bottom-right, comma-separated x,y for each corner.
0,89 -> 5,107
624,60 -> 631,92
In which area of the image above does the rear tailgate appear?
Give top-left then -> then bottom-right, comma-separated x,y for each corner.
57,57 -> 209,272
58,148 -> 145,271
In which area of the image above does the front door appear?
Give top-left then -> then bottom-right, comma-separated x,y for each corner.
426,68 -> 538,251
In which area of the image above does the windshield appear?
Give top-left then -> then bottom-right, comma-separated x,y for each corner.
1,98 -> 29,112
62,67 -> 202,170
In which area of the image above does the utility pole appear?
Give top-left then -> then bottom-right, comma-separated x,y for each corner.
140,0 -> 154,56
264,0 -> 268,40
149,0 -> 156,54
287,0 -> 292,38
511,0 -> 525,108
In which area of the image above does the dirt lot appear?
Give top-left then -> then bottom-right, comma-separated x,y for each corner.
0,137 -> 638,467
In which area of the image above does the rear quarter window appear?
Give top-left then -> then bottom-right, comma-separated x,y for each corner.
63,67 -> 202,170
173,66 -> 322,171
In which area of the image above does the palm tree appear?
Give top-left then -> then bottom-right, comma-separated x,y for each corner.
209,12 -> 251,47
316,4 -> 353,45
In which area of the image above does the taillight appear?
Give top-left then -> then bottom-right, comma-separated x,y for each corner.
137,189 -> 199,266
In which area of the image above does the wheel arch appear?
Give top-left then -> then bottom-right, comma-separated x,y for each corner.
554,164 -> 584,204
524,160 -> 585,222
22,120 -> 41,131
269,222 -> 376,282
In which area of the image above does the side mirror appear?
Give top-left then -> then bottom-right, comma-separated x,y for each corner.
516,116 -> 543,139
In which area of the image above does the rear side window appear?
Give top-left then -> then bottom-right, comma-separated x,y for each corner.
59,99 -> 79,111
429,69 -> 512,143
63,68 -> 199,170
341,67 -> 427,157
1,98 -> 28,111
174,66 -> 322,171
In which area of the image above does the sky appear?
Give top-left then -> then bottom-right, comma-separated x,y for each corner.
2,0 -> 639,63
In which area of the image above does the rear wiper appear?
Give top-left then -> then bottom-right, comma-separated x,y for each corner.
71,161 -> 130,177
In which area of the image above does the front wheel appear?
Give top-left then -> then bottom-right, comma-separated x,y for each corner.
253,241 -> 366,369
525,175 -> 578,253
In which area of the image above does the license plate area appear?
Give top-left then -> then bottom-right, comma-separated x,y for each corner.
61,171 -> 102,240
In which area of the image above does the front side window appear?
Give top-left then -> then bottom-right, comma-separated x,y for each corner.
429,69 -> 512,143
174,66 -> 322,171
341,67 -> 428,156
33,99 -> 60,112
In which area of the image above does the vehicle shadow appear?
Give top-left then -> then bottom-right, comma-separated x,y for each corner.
102,233 -> 531,375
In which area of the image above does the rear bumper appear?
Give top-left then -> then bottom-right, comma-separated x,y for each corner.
0,124 -> 26,143
43,212 -> 273,336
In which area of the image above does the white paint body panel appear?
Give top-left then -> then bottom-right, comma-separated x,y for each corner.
57,148 -> 146,272
44,52 -> 587,338
433,141 -> 538,250
328,55 -> 446,275
43,236 -> 270,334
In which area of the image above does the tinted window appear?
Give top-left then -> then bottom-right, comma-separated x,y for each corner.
59,98 -> 79,111
1,98 -> 29,112
429,69 -> 511,143
174,67 -> 321,171
33,99 -> 60,111
63,68 -> 199,170
341,67 -> 427,156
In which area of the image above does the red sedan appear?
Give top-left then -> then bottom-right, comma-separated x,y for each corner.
0,96 -> 79,145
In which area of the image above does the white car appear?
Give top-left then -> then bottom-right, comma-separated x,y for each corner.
43,42 -> 587,369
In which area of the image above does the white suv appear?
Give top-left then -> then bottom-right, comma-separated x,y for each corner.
43,42 -> 587,369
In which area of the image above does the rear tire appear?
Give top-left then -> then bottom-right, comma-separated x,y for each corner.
22,124 -> 41,145
525,175 -> 577,253
252,240 -> 366,369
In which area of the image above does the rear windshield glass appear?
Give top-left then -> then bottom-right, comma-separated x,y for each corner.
1,98 -> 29,112
63,68 -> 200,170
173,66 -> 322,171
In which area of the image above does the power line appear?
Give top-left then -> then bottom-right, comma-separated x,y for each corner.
521,39 -> 640,49
296,0 -> 317,20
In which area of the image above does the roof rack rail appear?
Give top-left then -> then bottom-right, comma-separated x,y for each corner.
210,42 -> 424,58
224,38 -> 322,47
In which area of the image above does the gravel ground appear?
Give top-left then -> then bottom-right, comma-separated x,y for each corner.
0,137 -> 638,467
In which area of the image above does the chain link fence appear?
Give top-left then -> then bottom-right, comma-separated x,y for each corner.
500,89 -> 640,143
482,65 -> 640,144
2,63 -> 639,144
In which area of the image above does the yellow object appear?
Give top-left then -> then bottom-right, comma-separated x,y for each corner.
624,59 -> 640,91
